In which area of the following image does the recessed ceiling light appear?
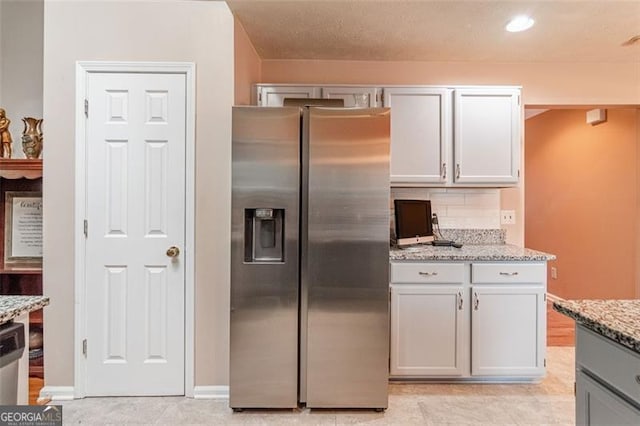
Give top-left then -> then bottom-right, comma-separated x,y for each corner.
506,15 -> 535,33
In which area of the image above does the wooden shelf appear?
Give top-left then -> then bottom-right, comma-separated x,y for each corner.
0,159 -> 42,179
0,266 -> 42,274
29,365 -> 44,379
0,159 -> 45,384
30,309 -> 43,325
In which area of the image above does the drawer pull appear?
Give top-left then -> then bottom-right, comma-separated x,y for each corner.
419,271 -> 438,276
499,271 -> 519,276
636,375 -> 640,385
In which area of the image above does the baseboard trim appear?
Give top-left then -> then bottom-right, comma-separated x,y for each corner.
546,293 -> 563,303
192,385 -> 229,399
39,386 -> 75,402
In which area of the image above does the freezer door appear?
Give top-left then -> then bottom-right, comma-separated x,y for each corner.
230,106 -> 301,408
303,107 -> 390,408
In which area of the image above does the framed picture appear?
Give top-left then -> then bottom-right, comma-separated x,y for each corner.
4,191 -> 43,265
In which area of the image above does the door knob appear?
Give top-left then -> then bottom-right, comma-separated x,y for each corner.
166,246 -> 180,258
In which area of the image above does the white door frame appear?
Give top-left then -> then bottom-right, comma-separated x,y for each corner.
74,61 -> 196,398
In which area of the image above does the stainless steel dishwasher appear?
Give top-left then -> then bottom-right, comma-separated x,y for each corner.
0,321 -> 26,405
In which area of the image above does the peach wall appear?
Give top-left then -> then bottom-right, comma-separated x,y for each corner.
43,0 -> 234,389
259,59 -> 640,248
261,60 -> 640,106
234,18 -> 261,105
0,0 -> 44,152
637,109 -> 640,298
525,109 -> 638,299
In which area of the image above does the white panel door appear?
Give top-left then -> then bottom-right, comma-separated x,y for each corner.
321,86 -> 381,107
471,285 -> 545,376
390,284 -> 465,376
384,88 -> 451,184
453,88 -> 520,184
85,72 -> 186,395
257,85 -> 320,106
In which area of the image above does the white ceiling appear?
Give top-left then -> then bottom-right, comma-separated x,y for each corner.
226,0 -> 640,62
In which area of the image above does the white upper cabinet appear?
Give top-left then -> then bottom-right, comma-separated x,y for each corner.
257,85 -> 321,106
453,88 -> 521,184
254,84 -> 522,187
321,86 -> 382,107
384,88 -> 451,185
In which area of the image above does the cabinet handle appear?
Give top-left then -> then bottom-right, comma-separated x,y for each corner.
499,272 -> 519,276
419,271 -> 438,276
458,292 -> 463,310
442,163 -> 447,179
636,375 -> 640,385
473,292 -> 479,310
456,164 -> 461,179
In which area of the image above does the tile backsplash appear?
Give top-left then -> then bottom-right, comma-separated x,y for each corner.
390,187 -> 501,238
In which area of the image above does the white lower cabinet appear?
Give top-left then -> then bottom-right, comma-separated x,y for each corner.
390,261 -> 547,380
470,285 -> 545,376
576,370 -> 640,425
390,284 -> 465,376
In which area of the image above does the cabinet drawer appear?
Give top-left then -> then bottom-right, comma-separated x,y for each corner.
471,263 -> 545,284
391,263 -> 465,284
577,325 -> 640,405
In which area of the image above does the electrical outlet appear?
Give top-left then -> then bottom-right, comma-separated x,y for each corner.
500,210 -> 516,225
551,267 -> 558,280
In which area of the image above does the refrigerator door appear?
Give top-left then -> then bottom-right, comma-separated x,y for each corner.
230,107 -> 301,408
302,107 -> 390,408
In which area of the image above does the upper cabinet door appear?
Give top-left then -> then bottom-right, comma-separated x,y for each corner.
453,88 -> 521,184
257,86 -> 321,106
384,87 -> 451,185
320,86 -> 381,107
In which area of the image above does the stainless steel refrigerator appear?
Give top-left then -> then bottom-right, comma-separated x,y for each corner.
230,106 -> 390,409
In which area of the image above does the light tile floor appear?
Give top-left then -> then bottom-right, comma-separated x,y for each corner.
57,347 -> 574,425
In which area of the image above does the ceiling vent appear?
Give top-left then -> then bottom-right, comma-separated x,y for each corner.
586,109 -> 607,126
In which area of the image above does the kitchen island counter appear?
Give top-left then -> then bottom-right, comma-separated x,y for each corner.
0,295 -> 49,325
553,299 -> 640,354
554,298 -> 640,424
390,244 -> 556,262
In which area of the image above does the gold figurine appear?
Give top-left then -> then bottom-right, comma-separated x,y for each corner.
0,108 -> 12,158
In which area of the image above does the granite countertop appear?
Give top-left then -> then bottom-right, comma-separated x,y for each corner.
390,244 -> 556,262
0,296 -> 50,325
553,299 -> 640,354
